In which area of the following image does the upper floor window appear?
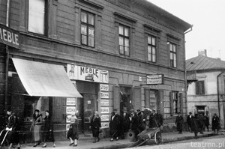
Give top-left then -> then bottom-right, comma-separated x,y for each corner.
81,11 -> 95,47
28,0 -> 46,35
169,42 -> 177,68
196,81 -> 205,95
119,25 -> 129,56
148,35 -> 156,62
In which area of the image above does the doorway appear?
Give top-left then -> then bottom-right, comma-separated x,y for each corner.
120,86 -> 132,115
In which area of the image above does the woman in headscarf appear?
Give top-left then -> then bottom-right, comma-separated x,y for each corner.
67,113 -> 79,146
42,110 -> 55,147
30,109 -> 42,147
91,111 -> 101,143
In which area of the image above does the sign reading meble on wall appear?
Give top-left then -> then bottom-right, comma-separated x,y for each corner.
67,64 -> 109,83
0,24 -> 20,49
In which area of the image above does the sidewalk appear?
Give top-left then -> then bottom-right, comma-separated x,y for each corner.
20,131 -> 221,149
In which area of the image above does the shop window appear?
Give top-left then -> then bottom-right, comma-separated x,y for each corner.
119,24 -> 130,56
147,35 -> 156,62
170,91 -> 179,115
168,42 -> 177,68
195,81 -> 205,95
28,0 -> 47,35
81,11 -> 95,47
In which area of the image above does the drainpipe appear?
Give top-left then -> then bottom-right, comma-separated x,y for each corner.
217,70 -> 225,118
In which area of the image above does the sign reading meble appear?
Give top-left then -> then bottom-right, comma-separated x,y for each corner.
0,24 -> 20,49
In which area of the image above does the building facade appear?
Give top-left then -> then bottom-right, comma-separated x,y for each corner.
0,0 -> 191,140
187,52 -> 225,129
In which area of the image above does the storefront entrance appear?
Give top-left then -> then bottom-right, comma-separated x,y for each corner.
76,81 -> 98,134
120,86 -> 132,115
145,89 -> 160,112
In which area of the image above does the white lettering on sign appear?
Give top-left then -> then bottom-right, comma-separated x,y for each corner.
0,25 -> 20,48
101,115 -> 109,121
66,107 -> 76,115
66,98 -> 76,105
101,107 -> 109,113
101,100 -> 110,106
147,74 -> 164,85
101,122 -> 109,128
100,92 -> 109,98
100,84 -> 109,91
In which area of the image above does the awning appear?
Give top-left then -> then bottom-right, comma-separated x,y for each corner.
12,58 -> 82,98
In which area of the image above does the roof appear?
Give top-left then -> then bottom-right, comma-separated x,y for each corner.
137,0 -> 192,31
186,55 -> 225,71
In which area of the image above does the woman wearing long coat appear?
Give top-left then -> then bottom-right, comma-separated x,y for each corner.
67,114 -> 79,146
42,110 -> 55,147
212,113 -> 220,133
31,109 -> 42,147
175,113 -> 183,134
109,112 -> 120,141
91,111 -> 101,143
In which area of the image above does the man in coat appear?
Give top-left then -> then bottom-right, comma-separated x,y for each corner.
198,114 -> 205,134
212,113 -> 220,134
175,112 -> 183,134
137,110 -> 144,132
109,112 -> 120,141
191,114 -> 200,139
187,112 -> 193,132
204,112 -> 210,132
120,108 -> 130,139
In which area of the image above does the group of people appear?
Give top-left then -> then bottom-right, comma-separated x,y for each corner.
176,112 -> 221,139
109,108 -> 163,141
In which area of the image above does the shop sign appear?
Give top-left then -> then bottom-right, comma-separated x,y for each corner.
101,122 -> 109,128
66,98 -> 76,105
0,24 -> 20,49
101,100 -> 109,106
101,107 -> 109,113
67,64 -> 109,83
100,84 -> 109,91
101,114 -> 109,121
66,106 -> 76,115
100,92 -> 109,98
147,74 -> 164,85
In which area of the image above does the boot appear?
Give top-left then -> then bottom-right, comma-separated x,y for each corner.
93,137 -> 96,143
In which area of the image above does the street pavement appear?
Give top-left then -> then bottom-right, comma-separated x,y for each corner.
15,130 -> 223,149
127,134 -> 225,149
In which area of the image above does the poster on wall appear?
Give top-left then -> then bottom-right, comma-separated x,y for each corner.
101,107 -> 109,113
66,106 -> 76,115
100,92 -> 109,98
101,100 -> 110,106
100,84 -> 109,91
67,64 -> 77,80
66,98 -> 76,105
101,122 -> 109,128
101,114 -> 110,121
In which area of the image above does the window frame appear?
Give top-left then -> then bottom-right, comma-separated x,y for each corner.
27,0 -> 48,35
195,80 -> 205,95
147,35 -> 157,63
80,10 -> 95,48
169,42 -> 177,68
118,24 -> 130,56
172,92 -> 179,114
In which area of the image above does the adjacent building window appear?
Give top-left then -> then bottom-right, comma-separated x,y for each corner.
169,42 -> 177,68
119,25 -> 130,56
148,35 -> 156,62
196,81 -> 205,95
81,11 -> 95,47
172,92 -> 178,114
28,0 -> 46,34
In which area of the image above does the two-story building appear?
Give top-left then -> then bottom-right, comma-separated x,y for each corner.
0,0 -> 191,140
186,50 -> 225,129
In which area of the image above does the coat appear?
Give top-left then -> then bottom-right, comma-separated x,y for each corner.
212,115 -> 220,130
67,120 -> 79,140
121,113 -> 130,133
191,116 -> 200,133
204,115 -> 209,126
43,116 -> 54,142
109,114 -> 120,136
187,115 -> 193,125
91,116 -> 101,137
175,115 -> 183,131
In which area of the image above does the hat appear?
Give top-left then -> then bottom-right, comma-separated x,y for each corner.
35,109 -> 40,113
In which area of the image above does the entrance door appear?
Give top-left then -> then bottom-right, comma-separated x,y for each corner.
120,86 -> 132,115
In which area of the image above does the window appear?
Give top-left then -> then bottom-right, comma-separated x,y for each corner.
148,35 -> 156,62
169,42 -> 177,67
119,25 -> 130,56
28,0 -> 46,34
81,11 -> 95,47
195,81 -> 205,95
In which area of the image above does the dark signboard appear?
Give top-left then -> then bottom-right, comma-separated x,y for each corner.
0,24 -> 20,49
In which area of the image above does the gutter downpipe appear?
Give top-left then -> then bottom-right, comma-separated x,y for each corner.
217,70 -> 225,119
183,25 -> 193,116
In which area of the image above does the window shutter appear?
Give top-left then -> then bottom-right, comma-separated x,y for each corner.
170,92 -> 173,116
195,82 -> 199,95
145,89 -> 150,108
133,87 -> 141,111
113,86 -> 120,114
202,81 -> 205,94
158,90 -> 164,116
179,93 -> 183,115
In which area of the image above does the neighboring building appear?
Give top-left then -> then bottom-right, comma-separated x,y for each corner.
0,0 -> 191,140
186,51 -> 225,129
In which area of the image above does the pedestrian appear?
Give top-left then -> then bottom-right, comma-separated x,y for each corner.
137,110 -> 144,132
204,113 -> 210,132
121,108 -> 130,139
175,112 -> 183,134
109,112 -> 119,141
91,111 -> 101,143
212,113 -> 220,134
0,108 -> 21,149
155,110 -> 163,129
191,114 -> 200,139
42,110 -> 55,147
187,112 -> 193,132
67,114 -> 79,146
130,110 -> 139,141
30,109 -> 42,147
149,110 -> 158,128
